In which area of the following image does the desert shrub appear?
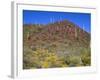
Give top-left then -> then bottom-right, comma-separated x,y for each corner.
41,54 -> 59,68
81,55 -> 91,66
63,55 -> 70,65
63,55 -> 82,67
69,56 -> 81,67
23,47 -> 90,69
80,48 -> 91,66
23,48 -> 67,69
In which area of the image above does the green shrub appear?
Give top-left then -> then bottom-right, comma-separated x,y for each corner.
23,46 -> 91,69
63,55 -> 83,67
80,48 -> 91,66
23,48 -> 66,69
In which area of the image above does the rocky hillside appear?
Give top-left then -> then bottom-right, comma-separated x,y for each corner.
23,20 -> 91,69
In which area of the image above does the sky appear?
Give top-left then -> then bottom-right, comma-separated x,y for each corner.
23,10 -> 91,33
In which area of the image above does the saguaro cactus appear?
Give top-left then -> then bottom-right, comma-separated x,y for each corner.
75,27 -> 78,38
27,32 -> 31,40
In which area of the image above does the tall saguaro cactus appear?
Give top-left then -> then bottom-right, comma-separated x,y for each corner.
82,24 -> 85,33
75,27 -> 78,38
27,32 -> 30,40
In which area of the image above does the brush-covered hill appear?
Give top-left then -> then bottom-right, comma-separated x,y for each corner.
23,20 -> 91,69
